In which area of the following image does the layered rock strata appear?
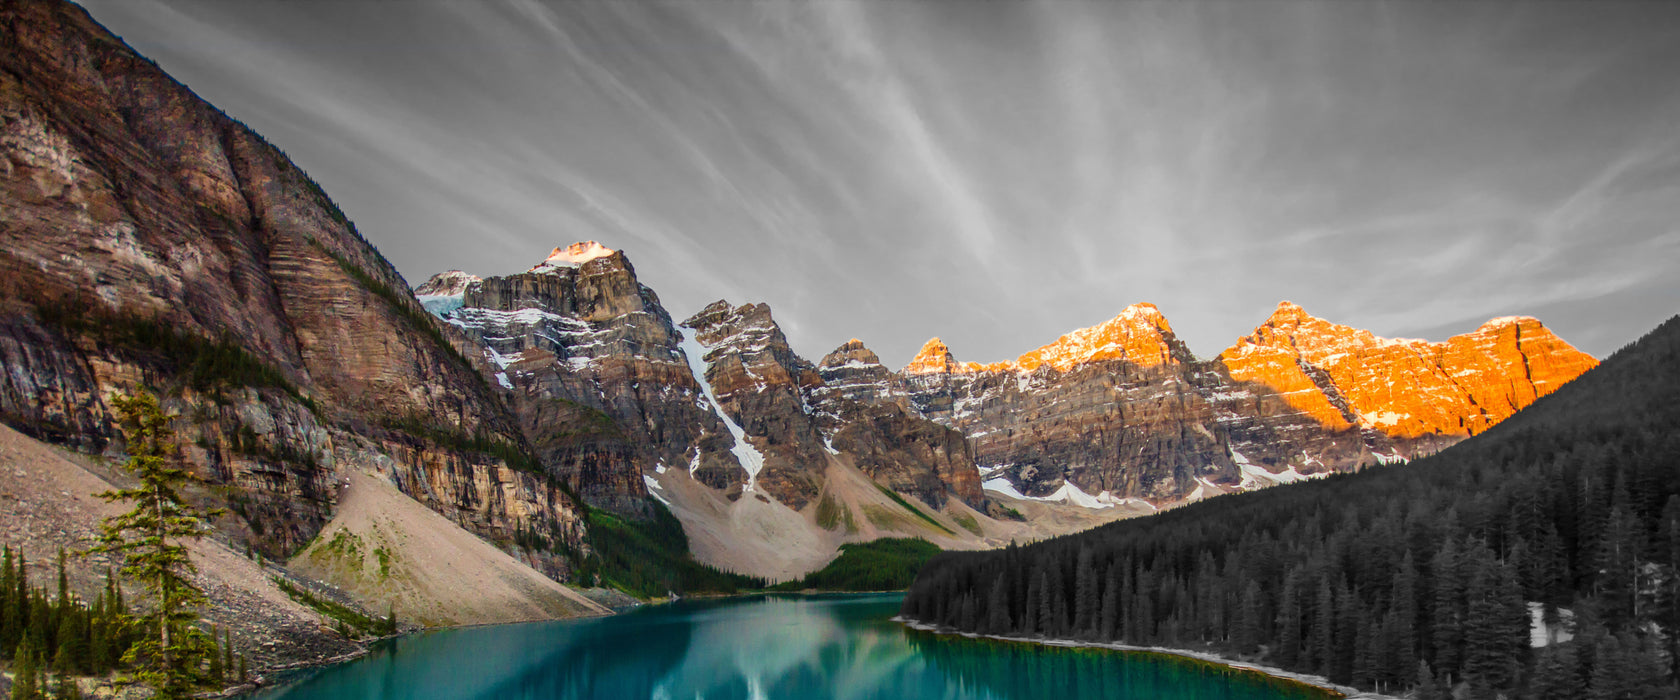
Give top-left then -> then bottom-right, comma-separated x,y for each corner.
0,0 -> 584,567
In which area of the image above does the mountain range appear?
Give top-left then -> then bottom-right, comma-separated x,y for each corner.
408,241 -> 1596,578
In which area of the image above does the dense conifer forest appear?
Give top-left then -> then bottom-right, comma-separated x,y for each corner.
903,315 -> 1680,699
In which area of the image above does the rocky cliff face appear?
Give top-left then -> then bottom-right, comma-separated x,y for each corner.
681,301 -> 831,508
1218,302 -> 1598,440
889,302 -> 1596,504
0,0 -> 584,566
899,304 -> 1236,503
417,243 -> 746,511
680,302 -> 987,511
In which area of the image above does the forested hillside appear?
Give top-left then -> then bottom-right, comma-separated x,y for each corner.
903,315 -> 1680,698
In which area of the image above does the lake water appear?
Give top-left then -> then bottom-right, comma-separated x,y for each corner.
247,593 -> 1335,700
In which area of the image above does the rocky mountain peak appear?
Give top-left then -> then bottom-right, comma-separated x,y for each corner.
1478,315 -> 1540,333
414,270 -> 481,297
1015,302 -> 1185,372
1267,300 -> 1312,324
904,337 -> 965,375
529,241 -> 617,274
820,338 -> 883,369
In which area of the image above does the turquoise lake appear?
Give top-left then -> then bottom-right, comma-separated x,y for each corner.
246,593 -> 1335,700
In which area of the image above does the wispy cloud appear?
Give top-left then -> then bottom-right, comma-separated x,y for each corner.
77,0 -> 1680,362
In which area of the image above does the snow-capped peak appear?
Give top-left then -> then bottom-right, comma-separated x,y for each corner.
530,241 -> 616,273
1479,316 -> 1538,332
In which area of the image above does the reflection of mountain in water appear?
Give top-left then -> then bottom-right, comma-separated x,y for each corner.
251,595 -> 1337,700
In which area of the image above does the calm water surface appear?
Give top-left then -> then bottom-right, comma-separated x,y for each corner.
248,594 -> 1334,700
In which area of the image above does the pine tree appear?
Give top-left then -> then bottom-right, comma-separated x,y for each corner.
1463,545 -> 1520,695
1,546 -> 13,660
1415,660 -> 1448,700
1313,579 -> 1335,675
207,626 -> 223,685
1391,551 -> 1418,679
1529,642 -> 1585,700
1275,568 -> 1302,668
986,575 -> 1011,634
1037,570 -> 1057,637
222,628 -> 235,677
1022,572 -> 1041,636
1234,579 -> 1262,655
13,635 -> 40,700
1074,549 -> 1097,637
1430,538 -> 1464,681
1098,565 -> 1119,640
85,391 -> 223,699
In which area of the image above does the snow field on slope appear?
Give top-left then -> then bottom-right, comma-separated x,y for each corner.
679,330 -> 765,491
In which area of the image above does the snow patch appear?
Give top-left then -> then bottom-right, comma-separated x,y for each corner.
680,330 -> 765,492
1530,603 -> 1574,648
1359,410 -> 1410,428
642,474 -> 672,507
982,477 -> 1028,500
982,477 -> 1113,509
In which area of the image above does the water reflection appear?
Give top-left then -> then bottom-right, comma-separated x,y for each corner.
907,632 -> 1331,700
250,594 -> 1333,700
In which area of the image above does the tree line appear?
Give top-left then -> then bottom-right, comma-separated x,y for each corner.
904,316 -> 1680,699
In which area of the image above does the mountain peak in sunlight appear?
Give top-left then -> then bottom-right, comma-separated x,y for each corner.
531,241 -> 616,273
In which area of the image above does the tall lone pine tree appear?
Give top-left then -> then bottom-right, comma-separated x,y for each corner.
87,391 -> 221,699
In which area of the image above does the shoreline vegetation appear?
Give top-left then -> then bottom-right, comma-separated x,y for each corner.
895,617 -> 1399,700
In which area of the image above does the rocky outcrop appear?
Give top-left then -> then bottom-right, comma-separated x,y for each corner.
0,0 -> 584,568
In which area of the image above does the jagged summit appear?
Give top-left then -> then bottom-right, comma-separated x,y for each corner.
821,338 -> 883,369
1267,300 -> 1312,324
1220,305 -> 1598,438
413,270 -> 481,297
1015,302 -> 1183,371
1479,315 -> 1542,332
905,303 -> 1186,375
530,241 -> 616,273
904,337 -> 966,375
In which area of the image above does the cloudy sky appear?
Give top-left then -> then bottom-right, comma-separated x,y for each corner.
77,0 -> 1680,364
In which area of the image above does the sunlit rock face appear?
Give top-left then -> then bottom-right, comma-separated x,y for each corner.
0,0 -> 584,567
898,306 -> 1233,503
890,302 -> 1597,504
420,247 -> 743,511
1220,302 -> 1599,440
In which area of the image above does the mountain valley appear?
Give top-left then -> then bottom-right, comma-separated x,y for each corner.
0,0 -> 1630,696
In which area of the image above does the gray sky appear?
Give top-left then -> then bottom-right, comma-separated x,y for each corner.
76,0 -> 1680,364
